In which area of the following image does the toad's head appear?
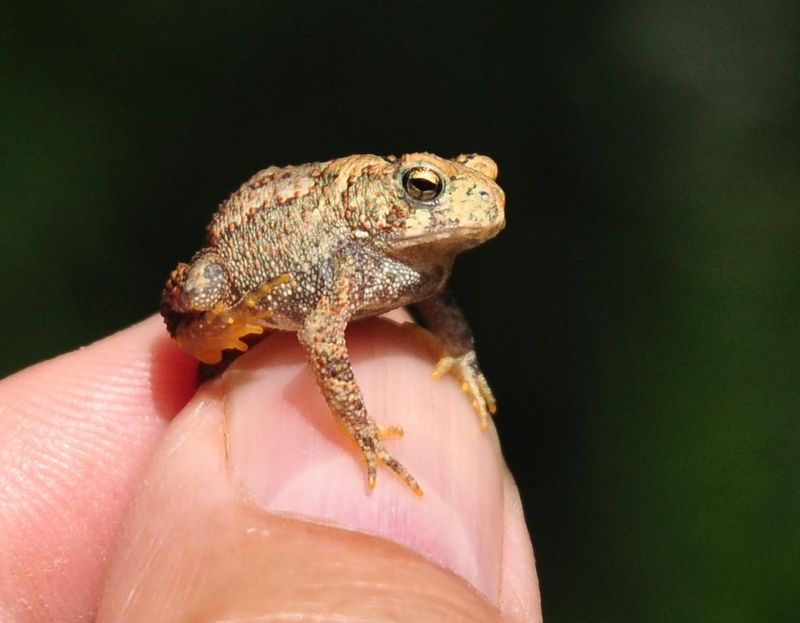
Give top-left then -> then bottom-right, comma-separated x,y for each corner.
338,152 -> 506,264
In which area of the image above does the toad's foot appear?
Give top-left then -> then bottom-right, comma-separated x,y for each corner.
431,350 -> 497,430
378,424 -> 404,438
402,305 -> 498,430
356,425 -> 422,496
172,273 -> 292,365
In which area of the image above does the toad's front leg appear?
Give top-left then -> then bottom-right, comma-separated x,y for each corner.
297,263 -> 422,495
414,291 -> 497,430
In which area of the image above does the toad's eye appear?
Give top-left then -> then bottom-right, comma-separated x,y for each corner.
402,167 -> 444,202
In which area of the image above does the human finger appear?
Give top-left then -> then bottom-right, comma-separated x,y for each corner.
97,316 -> 540,621
0,317 -> 196,621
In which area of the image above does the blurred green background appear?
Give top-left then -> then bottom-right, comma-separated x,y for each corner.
2,2 -> 798,620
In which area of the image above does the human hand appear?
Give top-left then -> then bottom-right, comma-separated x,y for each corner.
0,313 -> 540,621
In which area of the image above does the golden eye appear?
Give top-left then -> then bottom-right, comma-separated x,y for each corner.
402,167 -> 444,202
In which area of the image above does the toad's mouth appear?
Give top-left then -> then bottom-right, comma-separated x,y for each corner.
387,222 -> 505,257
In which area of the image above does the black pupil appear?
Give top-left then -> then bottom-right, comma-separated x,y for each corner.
404,169 -> 441,200
413,177 -> 437,192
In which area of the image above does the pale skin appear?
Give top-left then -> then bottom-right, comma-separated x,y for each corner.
0,314 -> 541,622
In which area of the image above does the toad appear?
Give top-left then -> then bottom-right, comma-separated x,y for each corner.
161,153 -> 505,494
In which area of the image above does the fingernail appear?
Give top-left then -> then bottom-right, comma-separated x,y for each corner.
225,319 -> 506,599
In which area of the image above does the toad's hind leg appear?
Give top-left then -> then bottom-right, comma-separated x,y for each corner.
162,248 -> 291,365
297,273 -> 422,496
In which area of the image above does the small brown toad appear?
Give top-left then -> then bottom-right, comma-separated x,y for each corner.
161,153 -> 505,494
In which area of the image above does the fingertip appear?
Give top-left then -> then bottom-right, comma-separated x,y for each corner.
97,318 -> 532,622
0,315 -> 198,622
499,470 -> 542,623
226,317 -> 508,599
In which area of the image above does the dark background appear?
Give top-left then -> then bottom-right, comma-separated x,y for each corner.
2,2 -> 798,620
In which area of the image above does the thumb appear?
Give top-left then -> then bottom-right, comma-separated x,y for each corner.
97,318 -> 539,622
